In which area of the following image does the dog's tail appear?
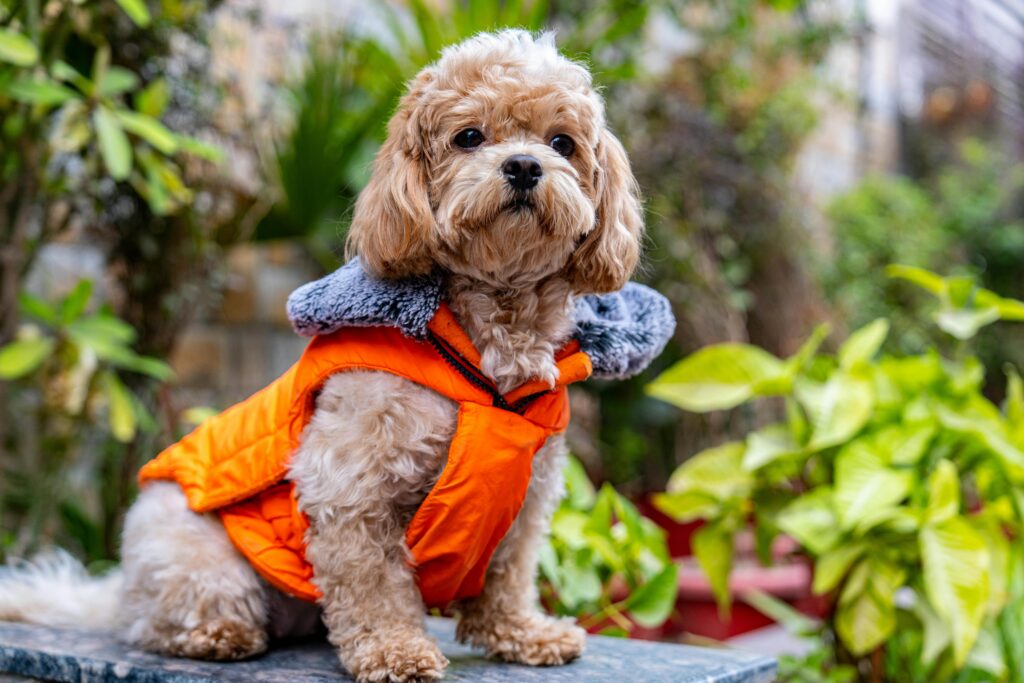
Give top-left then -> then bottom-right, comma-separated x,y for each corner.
0,550 -> 123,630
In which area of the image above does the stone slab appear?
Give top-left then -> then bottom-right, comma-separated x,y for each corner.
0,618 -> 776,682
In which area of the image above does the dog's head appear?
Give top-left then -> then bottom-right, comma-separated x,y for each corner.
347,30 -> 642,294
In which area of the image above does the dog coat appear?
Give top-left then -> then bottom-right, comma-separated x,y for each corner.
139,259 -> 675,607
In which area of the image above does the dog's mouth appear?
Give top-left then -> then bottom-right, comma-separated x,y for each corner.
502,193 -> 535,213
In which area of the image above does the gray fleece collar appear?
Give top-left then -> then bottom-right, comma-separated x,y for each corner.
286,259 -> 675,380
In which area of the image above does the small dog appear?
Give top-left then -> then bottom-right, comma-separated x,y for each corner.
0,30 -> 643,682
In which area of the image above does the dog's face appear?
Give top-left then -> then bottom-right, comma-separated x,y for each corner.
348,31 -> 642,293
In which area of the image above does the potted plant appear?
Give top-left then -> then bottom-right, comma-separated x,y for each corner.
647,265 -> 1024,680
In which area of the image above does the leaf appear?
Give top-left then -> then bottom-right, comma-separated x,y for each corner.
1004,365 -> 1024,434
926,460 -> 960,524
114,0 -> 152,27
625,563 -> 678,628
914,594 -> 952,666
935,307 -> 1000,340
18,292 -> 58,325
835,558 -> 904,656
833,440 -> 912,530
97,67 -> 139,97
799,372 -> 874,450
116,110 -> 178,154
93,107 -> 133,180
692,523 -> 732,612
60,280 -> 93,323
562,456 -> 595,510
743,423 -> 801,470
877,422 -> 936,466
920,516 -> 990,667
777,488 -> 840,555
966,621 -> 1006,678
4,78 -> 79,105
665,442 -> 751,501
813,542 -> 867,595
836,583 -> 895,656
887,264 -> 946,296
838,319 -> 889,369
175,134 -> 224,162
652,490 -> 719,523
646,344 -> 788,412
743,589 -> 820,636
0,338 -> 55,379
0,29 -> 38,66
135,78 -> 169,117
101,371 -> 137,442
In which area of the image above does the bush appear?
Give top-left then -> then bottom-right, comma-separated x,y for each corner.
649,265 -> 1024,680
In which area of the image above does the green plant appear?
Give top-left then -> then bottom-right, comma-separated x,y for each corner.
648,265 -> 1024,680
0,280 -> 170,562
539,456 -> 678,636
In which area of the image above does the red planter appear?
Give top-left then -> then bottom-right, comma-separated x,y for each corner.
634,496 -> 828,641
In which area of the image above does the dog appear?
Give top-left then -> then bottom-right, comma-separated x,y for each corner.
0,30 -> 644,682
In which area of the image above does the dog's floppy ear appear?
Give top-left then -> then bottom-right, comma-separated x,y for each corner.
346,73 -> 436,279
568,127 -> 643,294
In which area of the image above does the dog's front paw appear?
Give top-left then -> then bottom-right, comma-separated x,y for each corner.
457,612 -> 585,666
168,618 -> 268,661
341,630 -> 448,683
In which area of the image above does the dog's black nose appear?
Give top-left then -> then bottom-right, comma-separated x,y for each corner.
502,155 -> 542,191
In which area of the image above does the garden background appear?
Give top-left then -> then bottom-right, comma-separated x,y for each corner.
2,0 -> 1024,681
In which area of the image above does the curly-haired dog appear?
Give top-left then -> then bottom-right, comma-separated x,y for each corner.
0,30 -> 661,682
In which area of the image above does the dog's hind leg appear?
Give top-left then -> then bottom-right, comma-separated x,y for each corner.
119,482 -> 270,661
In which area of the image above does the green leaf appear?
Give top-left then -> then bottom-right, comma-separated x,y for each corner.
60,280 -> 93,323
0,338 -> 55,379
921,516 -> 990,667
813,542 -> 867,595
914,594 -> 952,667
833,440 -> 912,530
838,318 -> 889,369
114,0 -> 152,27
777,488 -> 840,555
97,67 -> 139,97
116,110 -> 178,154
562,455 -> 595,510
665,442 -> 751,501
652,490 -> 719,523
876,422 -> 936,466
743,423 -> 800,470
887,264 -> 946,296
646,344 -> 788,412
0,29 -> 38,66
926,460 -> 960,524
835,558 -> 904,656
743,588 -> 820,636
799,372 -> 874,450
935,307 -> 1000,340
93,107 -> 133,180
1003,365 -> 1024,426
175,134 -> 224,162
966,621 -> 1006,678
692,523 -> 732,612
625,563 -> 678,628
4,78 -> 80,105
102,373 -> 135,442
18,292 -> 58,325
835,581 -> 896,656
135,78 -> 169,117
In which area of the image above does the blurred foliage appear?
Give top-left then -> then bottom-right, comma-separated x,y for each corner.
0,281 -> 170,562
0,0 -> 255,563
594,0 -> 845,490
825,140 -> 1024,373
651,266 -> 1024,681
539,456 -> 678,635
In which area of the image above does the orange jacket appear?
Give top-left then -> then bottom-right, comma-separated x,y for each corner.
138,303 -> 592,607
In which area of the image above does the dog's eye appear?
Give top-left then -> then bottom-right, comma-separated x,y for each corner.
550,134 -> 575,157
453,128 -> 485,149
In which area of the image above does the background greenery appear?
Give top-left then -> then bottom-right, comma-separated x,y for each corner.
2,0 -> 1023,676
